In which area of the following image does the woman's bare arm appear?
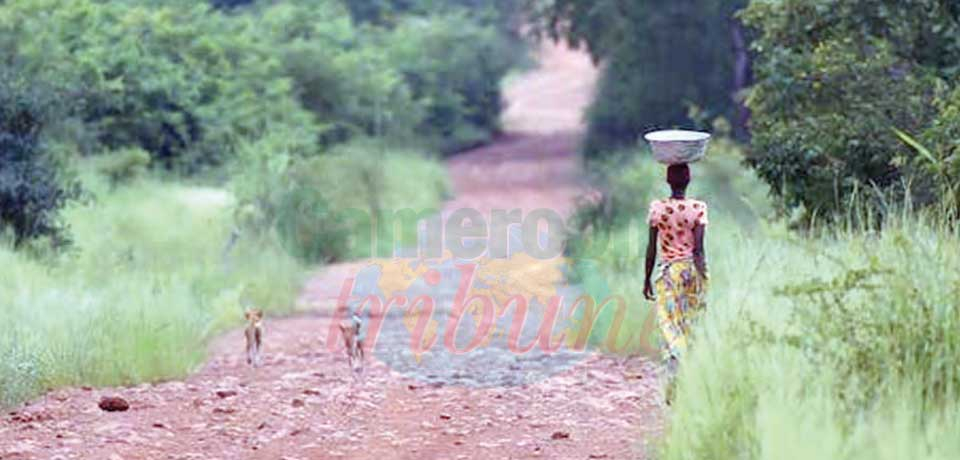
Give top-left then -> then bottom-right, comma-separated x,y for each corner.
644,226 -> 658,300
693,224 -> 708,279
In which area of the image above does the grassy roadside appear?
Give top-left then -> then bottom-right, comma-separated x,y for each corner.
0,179 -> 301,407
0,148 -> 449,409
567,141 -> 960,458
664,210 -> 960,460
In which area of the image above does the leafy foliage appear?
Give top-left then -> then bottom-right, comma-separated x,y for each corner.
383,13 -> 516,152
253,0 -> 416,145
741,0 -> 960,218
0,77 -> 81,248
0,0 -> 521,173
914,86 -> 960,211
337,0 -> 525,152
529,0 -> 750,156
231,137 -> 448,264
343,0 -> 523,30
209,0 -> 255,8
0,0 -> 520,248
94,147 -> 152,188
0,0 -> 316,172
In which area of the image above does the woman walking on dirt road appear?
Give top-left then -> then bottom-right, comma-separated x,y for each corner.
643,163 -> 709,403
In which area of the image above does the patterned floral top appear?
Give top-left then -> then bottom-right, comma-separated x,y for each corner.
646,198 -> 709,262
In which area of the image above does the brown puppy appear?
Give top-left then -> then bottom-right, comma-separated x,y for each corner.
244,309 -> 264,367
339,313 -> 364,377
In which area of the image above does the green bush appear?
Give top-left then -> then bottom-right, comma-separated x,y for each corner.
241,0 -> 523,153
231,138 -> 449,263
741,0 -> 960,218
384,13 -> 516,153
210,0 -> 254,8
281,145 -> 448,262
258,0 -> 522,153
255,0 -> 423,145
0,76 -> 81,249
343,0 -> 524,32
0,0 -> 517,173
94,147 -> 152,187
912,86 -> 960,211
0,0 -> 316,172
776,256 -> 960,413
0,0 -> 521,174
227,129 -> 317,238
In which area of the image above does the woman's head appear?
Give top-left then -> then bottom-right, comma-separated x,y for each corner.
667,163 -> 691,192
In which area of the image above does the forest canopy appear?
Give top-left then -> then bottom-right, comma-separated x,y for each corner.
529,0 -> 751,154
0,0 -> 522,168
0,0 -> 524,245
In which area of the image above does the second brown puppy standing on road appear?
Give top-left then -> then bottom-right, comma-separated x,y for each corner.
339,313 -> 364,378
244,309 -> 264,367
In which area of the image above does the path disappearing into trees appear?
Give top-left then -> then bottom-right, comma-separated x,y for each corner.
0,42 -> 663,460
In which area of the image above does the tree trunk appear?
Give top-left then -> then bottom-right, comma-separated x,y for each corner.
730,18 -> 752,140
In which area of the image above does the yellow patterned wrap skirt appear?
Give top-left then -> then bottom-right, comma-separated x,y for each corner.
655,259 -> 707,371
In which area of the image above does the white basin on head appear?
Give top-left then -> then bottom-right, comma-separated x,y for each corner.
643,129 -> 711,165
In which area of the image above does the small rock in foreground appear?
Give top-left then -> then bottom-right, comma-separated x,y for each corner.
98,396 -> 130,412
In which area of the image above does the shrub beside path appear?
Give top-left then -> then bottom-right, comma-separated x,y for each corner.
0,42 -> 663,460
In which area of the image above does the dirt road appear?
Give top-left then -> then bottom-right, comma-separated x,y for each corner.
0,42 -> 663,460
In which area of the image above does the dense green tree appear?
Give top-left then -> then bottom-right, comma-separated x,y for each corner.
383,13 -> 517,152
0,0 -> 524,251
210,0 -> 255,8
529,0 -> 750,156
253,0 -> 420,145
0,0 -> 316,171
0,77 -> 81,248
336,0 -> 525,151
0,0 -> 522,173
917,86 -> 960,209
742,0 -> 960,216
342,0 -> 522,29
340,0 -> 409,24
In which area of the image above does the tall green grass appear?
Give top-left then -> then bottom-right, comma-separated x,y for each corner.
279,143 -> 450,261
231,137 -> 450,263
664,208 -> 960,460
0,179 -> 303,408
568,141 -> 960,458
